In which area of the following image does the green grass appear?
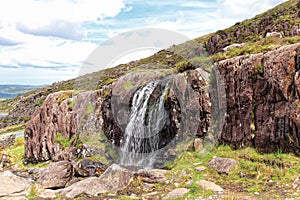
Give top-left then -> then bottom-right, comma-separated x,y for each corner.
167,145 -> 300,199
26,184 -> 38,200
211,36 -> 300,61
54,132 -> 77,148
0,125 -> 26,135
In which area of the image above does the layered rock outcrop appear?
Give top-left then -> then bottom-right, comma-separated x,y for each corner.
24,89 -> 107,162
216,44 -> 300,155
24,42 -> 300,162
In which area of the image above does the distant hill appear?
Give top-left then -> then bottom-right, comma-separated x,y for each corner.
0,85 -> 44,99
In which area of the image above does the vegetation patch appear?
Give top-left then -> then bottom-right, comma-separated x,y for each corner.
167,145 -> 300,199
54,132 -> 78,148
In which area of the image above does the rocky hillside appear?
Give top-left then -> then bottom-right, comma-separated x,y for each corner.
207,0 -> 300,54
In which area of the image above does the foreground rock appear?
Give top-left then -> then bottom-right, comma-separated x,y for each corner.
197,180 -> 224,192
208,157 -> 239,175
59,164 -> 133,198
0,171 -> 32,199
0,133 -> 16,149
135,168 -> 168,184
37,161 -> 73,189
162,188 -> 190,200
74,159 -> 107,177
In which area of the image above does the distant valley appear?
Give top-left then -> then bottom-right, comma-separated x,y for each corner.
0,85 -> 43,99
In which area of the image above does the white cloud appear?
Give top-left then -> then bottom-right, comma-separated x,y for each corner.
0,0 -> 126,26
0,0 -> 289,85
216,0 -> 286,19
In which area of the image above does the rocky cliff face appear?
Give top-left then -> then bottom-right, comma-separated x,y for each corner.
25,70 -> 212,163
216,43 -> 300,155
102,70 -> 211,149
24,43 -> 300,162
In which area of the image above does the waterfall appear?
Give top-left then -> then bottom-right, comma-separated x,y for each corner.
120,80 -> 170,168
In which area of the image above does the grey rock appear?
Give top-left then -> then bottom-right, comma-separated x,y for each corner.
162,188 -> 190,200
223,43 -> 245,52
74,158 -> 107,177
197,180 -> 224,192
0,134 -> 16,149
60,164 -> 133,198
194,138 -> 203,151
195,166 -> 206,172
0,171 -> 32,199
135,168 -> 168,184
37,161 -> 73,189
207,157 -> 238,175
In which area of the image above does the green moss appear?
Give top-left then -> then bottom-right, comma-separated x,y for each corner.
67,100 -> 74,111
54,132 -> 77,148
85,104 -> 94,114
26,184 -> 38,200
123,81 -> 134,90
175,61 -> 193,72
56,91 -> 73,105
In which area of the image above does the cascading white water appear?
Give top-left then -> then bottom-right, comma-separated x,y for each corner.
120,80 -> 170,168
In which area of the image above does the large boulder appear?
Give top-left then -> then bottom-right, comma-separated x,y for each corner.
0,171 -> 32,199
135,168 -> 168,184
162,188 -> 190,200
36,161 -> 73,189
207,157 -> 239,175
59,164 -> 133,198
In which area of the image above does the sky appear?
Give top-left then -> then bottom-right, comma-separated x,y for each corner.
0,0 -> 286,85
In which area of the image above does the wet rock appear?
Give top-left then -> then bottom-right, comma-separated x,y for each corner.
0,134 -> 16,149
60,164 -> 133,198
0,171 -> 32,199
162,188 -> 190,200
102,71 -> 167,146
197,180 -> 224,192
74,158 -> 107,177
208,157 -> 238,175
102,69 -> 211,150
37,161 -> 73,189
